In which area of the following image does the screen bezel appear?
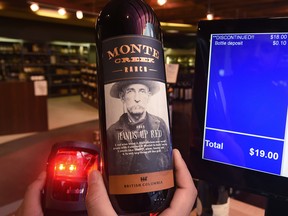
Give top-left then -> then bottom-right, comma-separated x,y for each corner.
189,17 -> 288,200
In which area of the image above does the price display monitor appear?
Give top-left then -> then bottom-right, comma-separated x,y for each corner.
190,18 -> 288,215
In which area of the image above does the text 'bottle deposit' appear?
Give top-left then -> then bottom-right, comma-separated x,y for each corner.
95,0 -> 175,214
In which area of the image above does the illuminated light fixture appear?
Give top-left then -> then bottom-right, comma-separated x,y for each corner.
160,22 -> 196,32
157,0 -> 167,6
35,8 -> 68,19
206,0 -> 213,20
160,22 -> 193,28
58,7 -> 66,16
30,2 -> 39,11
206,12 -> 214,20
166,29 -> 180,33
76,10 -> 83,19
27,1 -> 99,21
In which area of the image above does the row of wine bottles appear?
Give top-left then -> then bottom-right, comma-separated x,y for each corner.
169,81 -> 193,102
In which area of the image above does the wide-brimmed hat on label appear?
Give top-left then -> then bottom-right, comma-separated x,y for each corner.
110,80 -> 160,98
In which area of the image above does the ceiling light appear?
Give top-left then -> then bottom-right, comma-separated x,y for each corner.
157,0 -> 167,6
160,22 -> 193,28
165,30 -> 180,34
206,12 -> 214,20
206,0 -> 214,20
58,7 -> 66,16
36,8 -> 68,19
30,3 -> 39,12
76,10 -> 83,19
27,1 -> 99,21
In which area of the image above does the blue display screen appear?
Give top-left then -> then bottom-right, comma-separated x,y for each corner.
203,33 -> 288,177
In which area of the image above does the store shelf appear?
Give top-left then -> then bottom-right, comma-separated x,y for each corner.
0,40 -> 22,80
80,64 -> 98,108
0,38 -> 97,97
0,38 -> 196,106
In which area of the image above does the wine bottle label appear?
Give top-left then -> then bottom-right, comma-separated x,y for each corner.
102,35 -> 174,194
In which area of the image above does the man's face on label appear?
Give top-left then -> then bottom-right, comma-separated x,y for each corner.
121,83 -> 151,116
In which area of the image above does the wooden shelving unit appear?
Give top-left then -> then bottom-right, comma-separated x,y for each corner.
47,42 -> 90,97
0,38 -> 97,100
80,64 -> 98,108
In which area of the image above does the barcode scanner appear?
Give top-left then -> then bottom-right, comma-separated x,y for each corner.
42,141 -> 100,216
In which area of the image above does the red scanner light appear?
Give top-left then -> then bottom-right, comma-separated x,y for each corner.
44,141 -> 100,208
52,150 -> 97,178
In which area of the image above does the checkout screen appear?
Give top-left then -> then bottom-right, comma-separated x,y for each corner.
203,32 -> 288,177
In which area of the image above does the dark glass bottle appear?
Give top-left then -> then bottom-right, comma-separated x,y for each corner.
95,0 -> 175,214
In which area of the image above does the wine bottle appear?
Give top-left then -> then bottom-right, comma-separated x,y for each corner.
95,0 -> 175,214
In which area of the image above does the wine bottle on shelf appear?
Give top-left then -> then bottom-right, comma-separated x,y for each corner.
95,0 -> 175,214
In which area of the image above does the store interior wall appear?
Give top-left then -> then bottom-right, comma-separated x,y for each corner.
0,16 -> 196,48
0,17 -> 95,43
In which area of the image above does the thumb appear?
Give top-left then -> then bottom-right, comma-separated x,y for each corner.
86,170 -> 117,216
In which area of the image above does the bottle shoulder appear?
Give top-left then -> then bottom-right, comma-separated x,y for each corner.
98,0 -> 158,21
96,0 -> 162,39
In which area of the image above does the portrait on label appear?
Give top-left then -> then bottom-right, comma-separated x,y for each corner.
105,80 -> 172,175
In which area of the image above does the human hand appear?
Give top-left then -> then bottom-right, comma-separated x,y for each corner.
159,149 -> 197,215
15,149 -> 197,216
15,171 -> 46,216
85,170 -> 117,216
85,149 -> 197,216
